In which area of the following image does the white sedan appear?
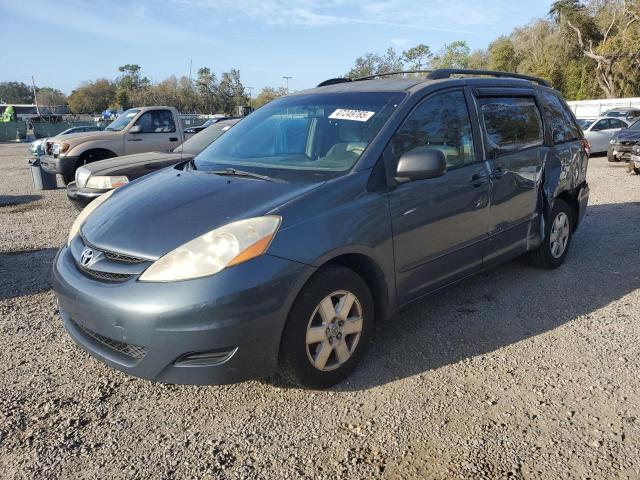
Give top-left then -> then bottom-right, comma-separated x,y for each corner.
578,117 -> 630,154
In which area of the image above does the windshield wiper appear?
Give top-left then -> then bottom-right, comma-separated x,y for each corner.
211,168 -> 277,182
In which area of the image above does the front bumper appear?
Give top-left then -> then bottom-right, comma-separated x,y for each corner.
52,243 -> 313,385
608,144 -> 634,162
41,155 -> 79,176
66,181 -> 108,209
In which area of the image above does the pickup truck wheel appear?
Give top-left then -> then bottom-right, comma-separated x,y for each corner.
62,150 -> 116,186
633,167 -> 640,175
529,198 -> 573,270
278,266 -> 374,389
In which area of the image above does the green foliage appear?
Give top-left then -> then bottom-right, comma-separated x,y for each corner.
402,44 -> 433,70
68,79 -> 117,113
346,48 -> 404,78
253,86 -> 288,108
432,41 -> 471,69
0,82 -> 34,104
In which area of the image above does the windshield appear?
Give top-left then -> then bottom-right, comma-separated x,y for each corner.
605,111 -> 625,118
194,92 -> 405,178
577,119 -> 594,130
176,120 -> 239,155
105,109 -> 140,131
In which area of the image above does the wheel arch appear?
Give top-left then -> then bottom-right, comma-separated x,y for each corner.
555,190 -> 580,232
320,252 -> 390,325
78,148 -> 118,165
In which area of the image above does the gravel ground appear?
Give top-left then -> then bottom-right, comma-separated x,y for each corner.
1,142 -> 639,479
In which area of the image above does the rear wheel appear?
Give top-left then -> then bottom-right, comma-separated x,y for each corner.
278,266 -> 374,389
529,198 -> 573,270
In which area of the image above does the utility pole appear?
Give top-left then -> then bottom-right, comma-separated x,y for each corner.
188,59 -> 193,84
31,76 -> 40,115
282,76 -> 292,93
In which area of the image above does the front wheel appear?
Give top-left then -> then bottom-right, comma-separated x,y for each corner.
278,266 -> 374,389
529,198 -> 573,270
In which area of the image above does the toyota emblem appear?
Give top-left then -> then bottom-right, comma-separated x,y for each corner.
80,248 -> 94,267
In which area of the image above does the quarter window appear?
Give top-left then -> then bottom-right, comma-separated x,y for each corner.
478,97 -> 543,155
135,110 -> 176,133
390,90 -> 475,169
539,90 -> 581,144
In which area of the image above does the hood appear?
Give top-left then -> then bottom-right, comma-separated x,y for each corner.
81,166 -> 324,258
81,151 -> 184,176
50,130 -> 121,144
612,129 -> 640,143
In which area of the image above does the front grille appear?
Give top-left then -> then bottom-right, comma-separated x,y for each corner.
80,267 -> 131,282
103,250 -> 145,264
72,320 -> 147,360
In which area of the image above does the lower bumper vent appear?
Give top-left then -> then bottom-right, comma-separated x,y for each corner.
72,320 -> 147,360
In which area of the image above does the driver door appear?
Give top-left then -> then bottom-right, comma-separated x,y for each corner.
388,88 -> 491,304
125,109 -> 181,155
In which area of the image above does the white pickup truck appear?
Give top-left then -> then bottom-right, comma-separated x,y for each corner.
41,106 -> 186,184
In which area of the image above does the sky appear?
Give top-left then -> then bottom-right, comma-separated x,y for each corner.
0,0 -> 554,96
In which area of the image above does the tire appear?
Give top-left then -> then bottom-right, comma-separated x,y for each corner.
529,198 -> 573,270
633,167 -> 640,175
62,172 -> 75,186
62,150 -> 116,186
278,265 -> 374,389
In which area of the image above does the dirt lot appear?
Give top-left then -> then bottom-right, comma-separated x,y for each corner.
1,142 -> 639,479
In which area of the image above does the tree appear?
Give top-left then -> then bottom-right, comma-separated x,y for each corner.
253,86 -> 288,108
432,41 -> 471,69
402,44 -> 433,70
196,67 -> 219,113
346,48 -> 404,78
217,69 -> 248,114
0,81 -> 34,104
35,87 -> 67,107
68,79 -> 117,113
487,37 -> 519,72
550,0 -> 640,98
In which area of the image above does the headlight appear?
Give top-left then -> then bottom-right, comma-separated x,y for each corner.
53,142 -> 71,154
610,139 -> 618,144
67,189 -> 115,246
86,175 -> 129,189
139,216 -> 281,282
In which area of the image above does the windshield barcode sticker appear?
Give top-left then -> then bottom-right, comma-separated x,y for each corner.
329,109 -> 375,122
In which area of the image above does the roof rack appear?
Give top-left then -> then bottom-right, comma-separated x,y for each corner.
316,69 -> 550,88
427,69 -> 550,87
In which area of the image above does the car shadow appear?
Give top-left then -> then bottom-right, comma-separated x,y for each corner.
0,194 -> 43,207
333,201 -> 640,391
0,248 -> 58,301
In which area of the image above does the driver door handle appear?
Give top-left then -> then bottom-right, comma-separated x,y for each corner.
127,138 -> 143,142
169,137 -> 178,142
470,173 -> 488,188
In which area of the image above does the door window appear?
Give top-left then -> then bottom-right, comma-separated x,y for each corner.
609,118 -> 627,129
538,90 -> 581,144
134,110 -> 176,133
390,90 -> 475,170
478,97 -> 543,156
592,119 -> 609,131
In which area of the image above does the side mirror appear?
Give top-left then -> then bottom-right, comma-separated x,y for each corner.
129,125 -> 142,134
395,147 -> 447,182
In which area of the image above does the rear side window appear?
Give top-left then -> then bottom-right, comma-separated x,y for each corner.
539,90 -> 581,144
478,97 -> 543,156
609,118 -> 627,129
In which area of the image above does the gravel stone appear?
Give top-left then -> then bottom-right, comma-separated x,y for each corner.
1,143 -> 639,479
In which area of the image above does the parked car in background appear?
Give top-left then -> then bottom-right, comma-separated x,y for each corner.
577,117 -> 630,154
52,69 -> 589,389
41,106 -> 186,184
184,116 -> 241,134
29,125 -> 103,156
66,118 -> 241,209
608,119 -> 640,162
630,143 -> 640,175
601,107 -> 640,123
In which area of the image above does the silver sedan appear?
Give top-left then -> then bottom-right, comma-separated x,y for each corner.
578,117 -> 630,154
